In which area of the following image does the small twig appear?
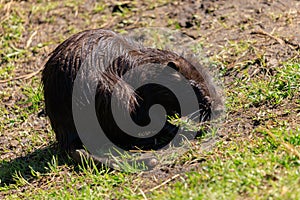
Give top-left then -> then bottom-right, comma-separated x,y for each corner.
0,56 -> 50,84
125,17 -> 141,29
283,39 -> 300,51
111,0 -> 132,5
251,30 -> 285,45
144,174 -> 180,193
257,127 -> 300,159
139,189 -> 148,200
0,66 -> 43,84
99,16 -> 117,29
26,30 -> 38,49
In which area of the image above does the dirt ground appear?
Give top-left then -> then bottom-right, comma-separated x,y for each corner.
0,0 -> 299,197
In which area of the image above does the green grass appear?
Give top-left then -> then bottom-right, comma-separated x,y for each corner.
225,61 -> 300,111
148,128 -> 300,199
1,125 -> 299,199
0,12 -> 26,63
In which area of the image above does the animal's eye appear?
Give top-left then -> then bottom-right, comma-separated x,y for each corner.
167,62 -> 178,71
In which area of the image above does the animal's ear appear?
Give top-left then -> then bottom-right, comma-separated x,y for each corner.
167,61 -> 178,71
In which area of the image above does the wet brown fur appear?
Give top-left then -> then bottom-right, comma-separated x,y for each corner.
42,29 -> 212,155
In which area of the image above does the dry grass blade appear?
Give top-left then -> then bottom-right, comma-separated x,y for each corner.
0,55 -> 50,84
144,174 -> 180,193
251,30 -> 285,46
0,66 -> 44,84
139,188 -> 148,200
26,31 -> 38,49
257,127 -> 300,159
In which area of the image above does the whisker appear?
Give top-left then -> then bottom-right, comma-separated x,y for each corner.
187,109 -> 202,119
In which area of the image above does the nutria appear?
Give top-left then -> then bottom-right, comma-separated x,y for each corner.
42,29 -> 216,164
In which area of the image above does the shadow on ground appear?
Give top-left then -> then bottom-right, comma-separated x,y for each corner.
0,145 -> 75,187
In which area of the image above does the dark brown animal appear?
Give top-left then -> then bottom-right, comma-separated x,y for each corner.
42,29 -> 214,161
